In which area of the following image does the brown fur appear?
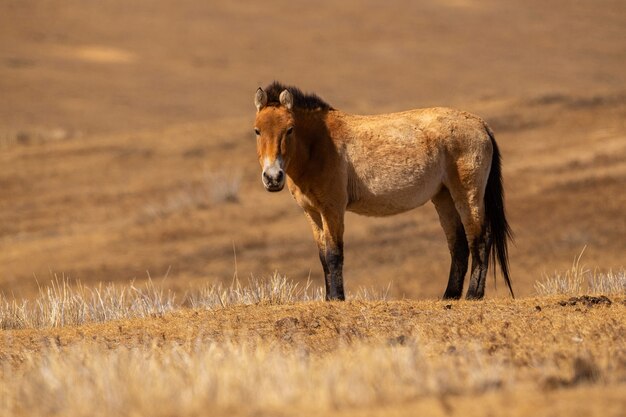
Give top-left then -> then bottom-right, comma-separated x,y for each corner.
254,84 -> 513,300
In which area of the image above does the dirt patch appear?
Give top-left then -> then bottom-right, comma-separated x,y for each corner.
558,295 -> 613,307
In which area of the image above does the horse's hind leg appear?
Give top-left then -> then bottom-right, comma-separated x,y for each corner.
432,187 -> 469,299
466,227 -> 492,299
447,181 -> 491,300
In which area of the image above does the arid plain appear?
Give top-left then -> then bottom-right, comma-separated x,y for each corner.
1,1 -> 625,416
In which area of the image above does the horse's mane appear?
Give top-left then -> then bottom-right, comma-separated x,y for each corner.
264,81 -> 334,111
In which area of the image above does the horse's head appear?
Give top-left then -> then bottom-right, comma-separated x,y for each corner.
253,87 -> 295,192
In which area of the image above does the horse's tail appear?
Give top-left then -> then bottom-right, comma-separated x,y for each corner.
484,125 -> 515,298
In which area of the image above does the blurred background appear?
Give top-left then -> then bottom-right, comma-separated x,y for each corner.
1,0 -> 624,299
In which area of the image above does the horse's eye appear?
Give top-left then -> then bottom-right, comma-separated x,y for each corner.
254,128 -> 260,136
286,126 -> 294,135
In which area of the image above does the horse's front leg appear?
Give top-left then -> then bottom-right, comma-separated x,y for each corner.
303,210 -> 331,295
320,210 -> 345,301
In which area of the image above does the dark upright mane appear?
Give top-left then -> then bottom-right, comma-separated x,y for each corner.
264,81 -> 334,111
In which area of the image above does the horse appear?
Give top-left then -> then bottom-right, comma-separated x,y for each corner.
253,82 -> 513,301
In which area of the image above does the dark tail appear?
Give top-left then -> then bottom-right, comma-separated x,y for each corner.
484,126 -> 515,298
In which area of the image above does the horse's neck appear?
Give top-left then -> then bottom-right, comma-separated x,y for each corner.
288,110 -> 334,183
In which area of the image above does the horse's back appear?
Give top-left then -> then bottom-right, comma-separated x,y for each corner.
333,108 -> 492,216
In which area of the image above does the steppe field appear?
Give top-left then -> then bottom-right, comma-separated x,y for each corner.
1,1 -> 625,416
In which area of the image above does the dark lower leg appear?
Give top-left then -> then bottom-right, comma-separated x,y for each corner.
325,246 -> 345,301
443,226 -> 469,299
466,235 -> 490,299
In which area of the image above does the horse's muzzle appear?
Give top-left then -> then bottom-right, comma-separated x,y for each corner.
262,169 -> 285,192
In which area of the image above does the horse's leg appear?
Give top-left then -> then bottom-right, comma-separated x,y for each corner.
455,206 -> 489,299
303,210 -> 330,295
320,210 -> 346,301
465,226 -> 491,299
447,176 -> 491,300
432,187 -> 469,299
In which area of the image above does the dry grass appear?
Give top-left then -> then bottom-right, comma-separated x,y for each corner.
204,169 -> 242,205
0,300 -> 626,417
0,276 -> 176,330
185,273 -> 323,309
0,340 -> 501,415
1,275 -> 625,416
1,273 -> 392,330
2,261 -> 622,331
3,335 -> 621,417
535,250 -> 626,296
588,269 -> 626,294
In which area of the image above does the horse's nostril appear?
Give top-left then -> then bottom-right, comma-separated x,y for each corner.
262,169 -> 284,186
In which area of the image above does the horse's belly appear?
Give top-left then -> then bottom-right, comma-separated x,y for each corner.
347,179 -> 440,217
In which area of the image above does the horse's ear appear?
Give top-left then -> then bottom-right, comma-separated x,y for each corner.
279,89 -> 293,110
255,88 -> 268,112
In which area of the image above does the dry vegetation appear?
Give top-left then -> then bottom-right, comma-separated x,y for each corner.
1,273 -> 392,330
535,250 -> 626,296
1,275 -> 625,417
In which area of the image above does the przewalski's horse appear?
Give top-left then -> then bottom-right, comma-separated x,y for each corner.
253,82 -> 513,301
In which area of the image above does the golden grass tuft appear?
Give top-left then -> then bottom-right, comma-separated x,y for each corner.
0,276 -> 176,330
535,250 -> 625,296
